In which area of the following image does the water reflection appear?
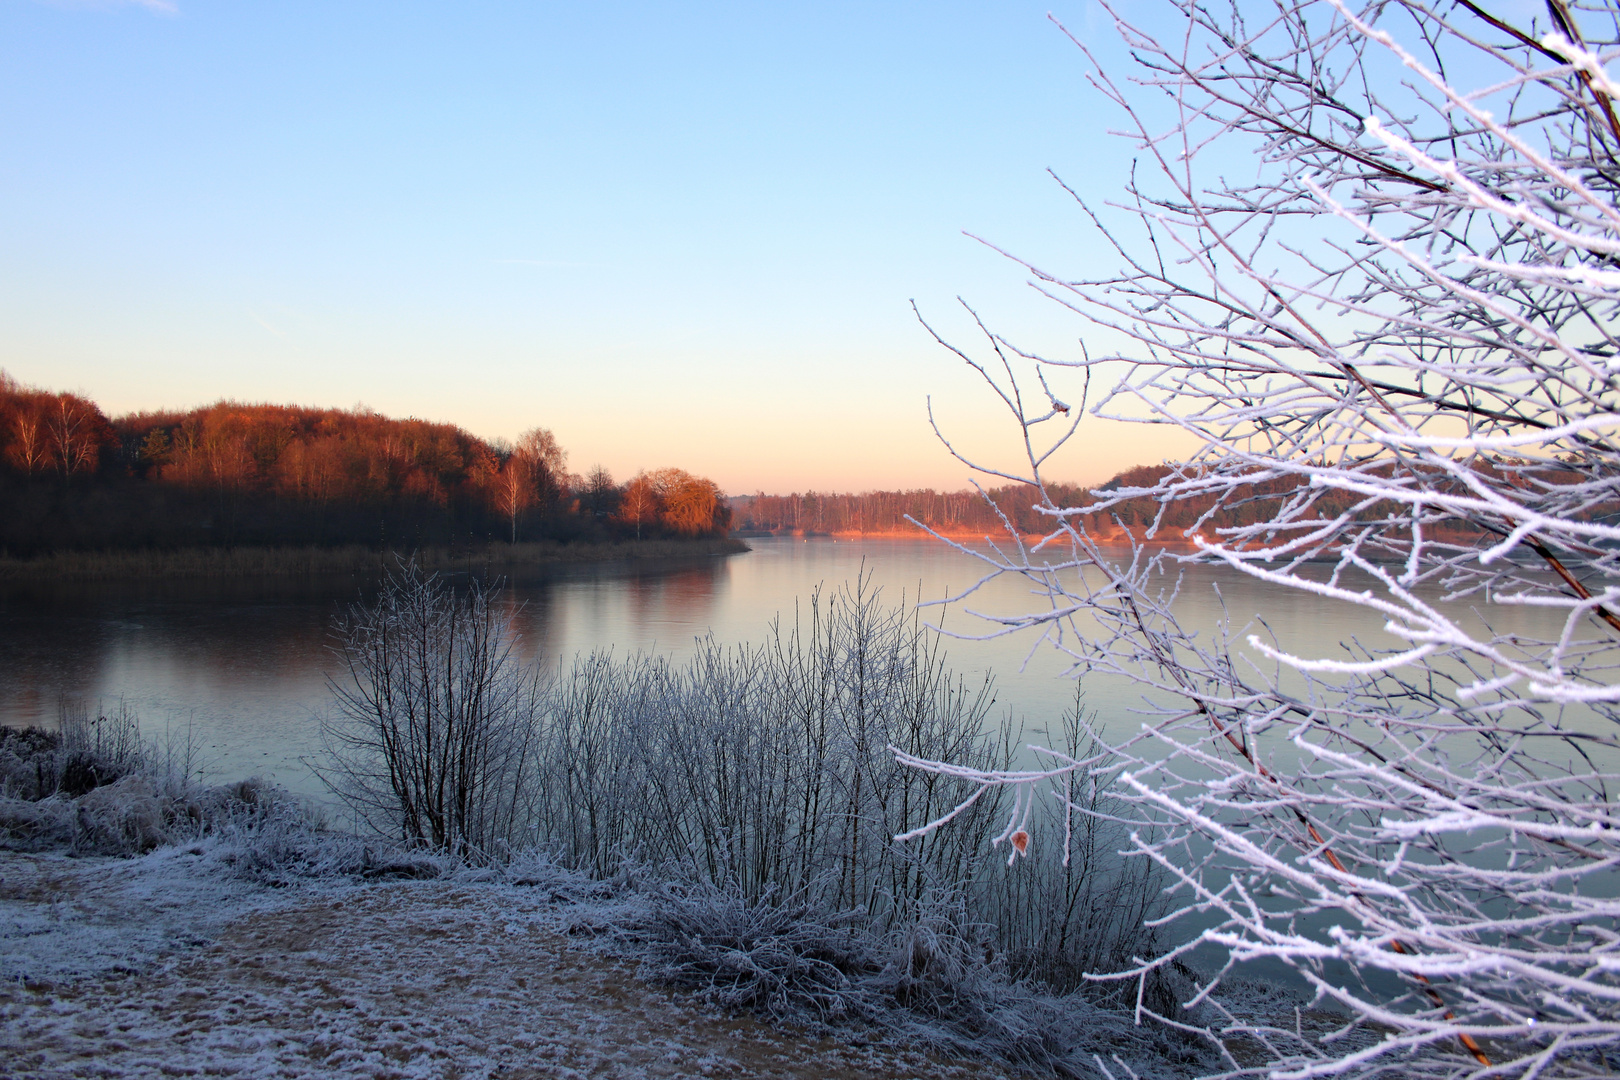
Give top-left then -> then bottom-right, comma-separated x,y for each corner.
1,538 -> 1605,799
0,555 -> 738,799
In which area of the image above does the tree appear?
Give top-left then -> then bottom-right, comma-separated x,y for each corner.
514,427 -> 567,509
8,401 -> 49,476
900,3 -> 1620,1076
0,375 -> 112,479
616,471 -> 662,540
489,451 -> 534,544
611,468 -> 731,539
582,464 -> 619,519
657,467 -> 729,536
486,427 -> 567,543
0,372 -> 44,475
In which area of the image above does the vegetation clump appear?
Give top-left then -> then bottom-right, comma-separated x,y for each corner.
2,717 -> 260,856
312,565 -> 1200,1075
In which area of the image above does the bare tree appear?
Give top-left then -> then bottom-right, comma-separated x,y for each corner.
9,406 -> 48,475
899,2 -> 1620,1076
515,426 -> 566,505
47,394 -> 106,478
582,464 -> 618,519
319,565 -> 545,855
490,452 -> 533,544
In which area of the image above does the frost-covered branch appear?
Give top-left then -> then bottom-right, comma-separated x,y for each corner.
901,2 -> 1620,1076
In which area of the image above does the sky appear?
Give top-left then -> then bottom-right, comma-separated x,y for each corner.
0,0 -> 1182,493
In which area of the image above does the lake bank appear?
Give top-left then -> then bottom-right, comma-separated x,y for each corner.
737,525 -> 1204,549
0,537 -> 749,581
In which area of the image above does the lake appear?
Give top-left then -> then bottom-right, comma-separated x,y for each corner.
0,535 -> 1602,802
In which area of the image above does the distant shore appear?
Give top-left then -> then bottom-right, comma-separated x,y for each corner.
739,526 -> 1200,546
0,537 -> 750,581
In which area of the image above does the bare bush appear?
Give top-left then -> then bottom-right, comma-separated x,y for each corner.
319,563 -> 547,856
531,577 -> 1012,929
317,566 -> 1174,1019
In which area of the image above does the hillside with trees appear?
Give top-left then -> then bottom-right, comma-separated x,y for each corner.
0,371 -> 730,556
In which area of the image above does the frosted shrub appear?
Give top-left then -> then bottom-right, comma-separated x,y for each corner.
0,703 -> 224,854
0,726 -> 61,801
622,876 -> 1201,1076
0,703 -> 152,802
320,563 -> 547,856
57,702 -> 145,796
319,568 -> 1173,1005
532,577 -> 1011,929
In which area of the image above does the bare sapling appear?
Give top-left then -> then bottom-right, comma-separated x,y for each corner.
319,563 -> 545,857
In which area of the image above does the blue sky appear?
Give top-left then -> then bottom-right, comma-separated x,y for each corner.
1,0 -> 1175,492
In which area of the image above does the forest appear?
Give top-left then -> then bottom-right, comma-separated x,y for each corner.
729,464 -> 1481,542
0,371 -> 730,555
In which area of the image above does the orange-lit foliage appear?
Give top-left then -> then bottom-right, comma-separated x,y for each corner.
0,373 -> 115,479
616,473 -> 660,538
485,428 -> 568,543
120,402 -> 493,508
615,468 -> 731,538
0,370 -> 735,553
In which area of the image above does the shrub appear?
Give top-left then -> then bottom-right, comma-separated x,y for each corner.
319,563 -> 547,856
321,566 -> 1174,1003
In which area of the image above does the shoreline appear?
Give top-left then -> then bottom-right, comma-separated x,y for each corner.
741,526 -> 1201,546
0,537 -> 750,582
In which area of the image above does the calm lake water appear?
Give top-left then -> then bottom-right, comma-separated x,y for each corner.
0,536 -> 1601,801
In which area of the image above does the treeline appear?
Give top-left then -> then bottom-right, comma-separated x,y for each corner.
730,479 -> 1195,537
0,371 -> 729,555
731,485 -> 1089,536
734,463 -> 1488,540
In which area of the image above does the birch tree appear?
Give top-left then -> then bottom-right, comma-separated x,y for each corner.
514,426 -> 567,510
901,2 -> 1620,1076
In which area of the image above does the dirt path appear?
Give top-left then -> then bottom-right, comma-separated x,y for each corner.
1,853 -> 1014,1079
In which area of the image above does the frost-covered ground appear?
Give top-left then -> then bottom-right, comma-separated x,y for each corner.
1,847 -> 1022,1079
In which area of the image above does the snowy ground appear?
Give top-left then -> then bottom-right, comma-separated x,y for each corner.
0,848 -> 1020,1079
